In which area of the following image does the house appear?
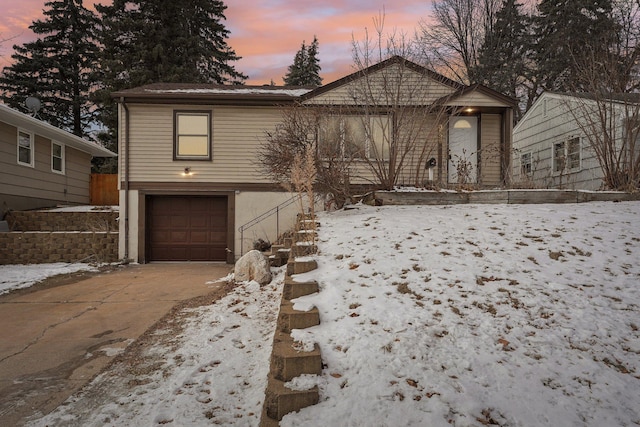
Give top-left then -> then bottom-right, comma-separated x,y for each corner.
0,103 -> 117,215
512,92 -> 640,190
113,56 -> 516,264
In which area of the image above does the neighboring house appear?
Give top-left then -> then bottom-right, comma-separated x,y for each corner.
512,91 -> 640,190
114,55 -> 515,264
0,103 -> 117,215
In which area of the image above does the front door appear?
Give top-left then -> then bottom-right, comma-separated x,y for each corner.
448,116 -> 478,184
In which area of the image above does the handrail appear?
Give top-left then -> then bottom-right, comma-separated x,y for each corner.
238,195 -> 299,255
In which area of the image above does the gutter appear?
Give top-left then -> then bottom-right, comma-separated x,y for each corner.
121,98 -> 130,262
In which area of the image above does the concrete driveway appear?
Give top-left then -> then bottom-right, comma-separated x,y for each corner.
0,262 -> 233,426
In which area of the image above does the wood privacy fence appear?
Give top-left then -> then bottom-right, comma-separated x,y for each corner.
90,174 -> 118,206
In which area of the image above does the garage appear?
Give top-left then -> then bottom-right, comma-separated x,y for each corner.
146,195 -> 228,261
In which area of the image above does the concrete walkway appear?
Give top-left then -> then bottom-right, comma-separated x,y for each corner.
0,263 -> 233,426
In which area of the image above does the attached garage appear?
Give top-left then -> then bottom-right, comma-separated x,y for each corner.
146,195 -> 229,262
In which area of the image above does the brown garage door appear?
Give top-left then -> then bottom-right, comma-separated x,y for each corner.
147,196 -> 228,261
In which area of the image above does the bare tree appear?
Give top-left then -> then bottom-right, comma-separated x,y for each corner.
563,2 -> 640,191
258,103 -> 356,208
419,0 -> 502,83
259,14 -> 456,203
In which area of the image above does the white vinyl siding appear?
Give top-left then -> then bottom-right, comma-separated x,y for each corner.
18,129 -> 34,167
52,141 -> 64,174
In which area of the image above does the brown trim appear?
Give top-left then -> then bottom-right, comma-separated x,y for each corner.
123,181 -> 288,192
138,190 -> 236,264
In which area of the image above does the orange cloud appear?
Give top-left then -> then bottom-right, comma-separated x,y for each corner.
1,0 -> 433,85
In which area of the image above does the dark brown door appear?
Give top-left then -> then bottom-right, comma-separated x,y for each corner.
147,196 -> 228,261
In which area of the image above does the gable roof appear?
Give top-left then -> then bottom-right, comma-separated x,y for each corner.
515,91 -> 640,133
301,55 -> 465,101
0,103 -> 116,157
442,83 -> 518,108
113,83 -> 312,105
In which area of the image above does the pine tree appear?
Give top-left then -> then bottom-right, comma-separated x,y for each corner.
533,0 -> 618,92
0,0 -> 100,136
94,0 -> 247,157
283,36 -> 322,86
473,0 -> 529,99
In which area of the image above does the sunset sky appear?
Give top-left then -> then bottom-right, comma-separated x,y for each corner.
0,0 -> 434,86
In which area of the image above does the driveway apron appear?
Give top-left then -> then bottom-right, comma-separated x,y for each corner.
0,262 -> 232,426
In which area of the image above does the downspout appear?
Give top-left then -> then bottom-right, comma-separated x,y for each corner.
121,98 -> 130,262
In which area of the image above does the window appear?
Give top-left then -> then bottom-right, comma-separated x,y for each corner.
319,114 -> 390,160
553,137 -> 581,173
520,152 -> 532,176
17,130 -> 34,167
52,142 -> 65,173
567,137 -> 581,170
174,111 -> 211,160
553,141 -> 565,173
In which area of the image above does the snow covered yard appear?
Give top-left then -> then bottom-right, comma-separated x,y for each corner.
285,201 -> 640,426
20,201 -> 640,426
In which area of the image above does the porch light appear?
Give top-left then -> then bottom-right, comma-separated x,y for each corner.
465,107 -> 474,113
182,167 -> 192,176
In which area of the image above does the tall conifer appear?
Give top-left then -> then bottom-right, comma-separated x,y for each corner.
0,0 -> 100,136
283,36 -> 322,86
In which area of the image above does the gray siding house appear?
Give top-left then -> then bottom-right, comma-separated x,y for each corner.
0,103 -> 116,214
512,92 -> 639,190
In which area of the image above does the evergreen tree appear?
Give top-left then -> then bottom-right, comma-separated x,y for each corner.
94,0 -> 247,161
0,0 -> 100,137
533,0 -> 618,92
472,0 -> 529,99
283,36 -> 322,86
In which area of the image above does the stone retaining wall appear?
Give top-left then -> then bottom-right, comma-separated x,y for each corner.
0,231 -> 118,265
375,190 -> 640,206
5,210 -> 118,232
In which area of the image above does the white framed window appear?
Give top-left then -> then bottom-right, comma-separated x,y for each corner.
174,111 -> 211,160
566,136 -> 581,170
520,151 -> 532,176
52,141 -> 65,174
552,137 -> 581,174
17,130 -> 34,167
553,141 -> 565,173
319,114 -> 390,160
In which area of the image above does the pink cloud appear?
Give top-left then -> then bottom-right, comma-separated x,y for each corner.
1,0 -> 432,85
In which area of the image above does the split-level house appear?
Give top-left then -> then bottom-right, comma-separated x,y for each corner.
0,103 -> 116,215
513,92 -> 640,190
113,55 -> 515,263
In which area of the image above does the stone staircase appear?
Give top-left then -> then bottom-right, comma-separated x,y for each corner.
261,214 -> 323,425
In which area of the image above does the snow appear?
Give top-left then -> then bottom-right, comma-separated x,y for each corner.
21,201 -> 640,426
147,88 -> 312,96
42,205 -> 118,212
0,263 -> 99,295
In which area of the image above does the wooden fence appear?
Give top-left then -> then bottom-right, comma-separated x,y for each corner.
90,174 -> 118,206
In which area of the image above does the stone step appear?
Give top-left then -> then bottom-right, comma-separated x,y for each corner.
283,277 -> 319,300
269,248 -> 290,267
278,301 -> 320,333
262,377 -> 319,422
286,258 -> 318,276
271,334 -> 322,382
290,243 -> 317,258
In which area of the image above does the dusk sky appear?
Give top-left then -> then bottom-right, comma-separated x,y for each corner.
0,0 -> 434,86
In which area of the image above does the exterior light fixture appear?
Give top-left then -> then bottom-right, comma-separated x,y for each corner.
183,167 -> 191,176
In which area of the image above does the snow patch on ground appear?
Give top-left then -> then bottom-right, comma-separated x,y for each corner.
0,263 -> 99,295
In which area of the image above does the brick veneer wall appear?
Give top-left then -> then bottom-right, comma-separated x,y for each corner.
0,231 -> 118,265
